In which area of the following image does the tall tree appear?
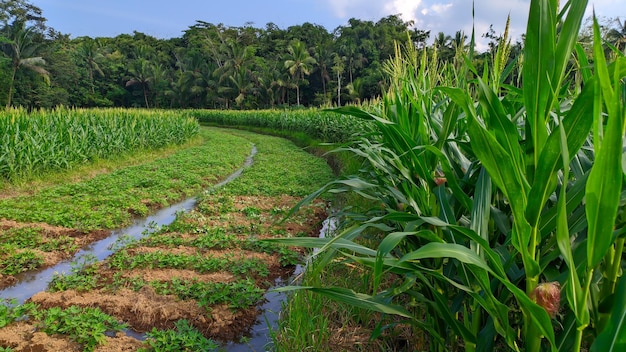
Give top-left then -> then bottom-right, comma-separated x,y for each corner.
1,20 -> 48,108
605,17 -> 626,54
284,40 -> 316,106
0,0 -> 46,30
313,43 -> 332,103
331,54 -> 345,106
76,37 -> 104,94
125,58 -> 152,108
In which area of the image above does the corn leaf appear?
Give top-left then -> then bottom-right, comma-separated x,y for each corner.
273,286 -> 412,318
586,21 -> 625,268
590,275 -> 626,351
526,78 -> 595,227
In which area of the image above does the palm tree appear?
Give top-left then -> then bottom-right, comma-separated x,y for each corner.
284,40 -> 316,106
433,31 -> 454,61
434,31 -> 452,49
314,44 -> 331,98
451,31 -> 468,53
331,54 -> 345,106
227,66 -> 255,108
125,58 -> 152,108
76,37 -> 104,94
1,21 -> 48,109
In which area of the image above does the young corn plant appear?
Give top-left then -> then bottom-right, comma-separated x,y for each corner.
273,0 -> 625,351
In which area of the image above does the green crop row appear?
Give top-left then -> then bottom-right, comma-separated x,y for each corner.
0,108 -> 199,181
192,108 -> 372,143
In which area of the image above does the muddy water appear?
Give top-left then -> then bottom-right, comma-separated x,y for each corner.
0,145 -> 256,303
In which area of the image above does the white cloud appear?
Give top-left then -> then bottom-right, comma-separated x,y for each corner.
318,0 -> 625,51
384,0 -> 423,24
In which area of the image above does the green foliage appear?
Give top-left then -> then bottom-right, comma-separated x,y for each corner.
0,249 -> 44,275
0,299 -> 38,328
149,278 -> 264,309
194,109 -> 371,144
141,319 -> 219,352
272,1 -> 626,351
49,255 -> 100,292
109,249 -> 269,277
217,130 -> 335,197
0,108 -> 199,181
34,305 -> 127,352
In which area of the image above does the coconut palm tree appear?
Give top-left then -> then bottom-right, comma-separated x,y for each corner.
76,37 -> 104,94
331,53 -> 345,106
284,40 -> 316,106
125,58 -> 152,108
314,44 -> 332,98
1,20 -> 48,109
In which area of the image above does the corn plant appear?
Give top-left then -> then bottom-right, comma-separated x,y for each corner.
193,108 -> 371,143
273,0 -> 625,351
0,107 -> 199,181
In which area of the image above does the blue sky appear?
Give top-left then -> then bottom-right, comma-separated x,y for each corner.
36,0 -> 625,49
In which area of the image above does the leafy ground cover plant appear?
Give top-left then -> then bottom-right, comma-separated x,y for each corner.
0,249 -> 44,275
140,319 -> 219,352
34,305 -> 127,352
194,109 -> 371,144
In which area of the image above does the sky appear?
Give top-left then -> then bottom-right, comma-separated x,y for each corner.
35,0 -> 626,50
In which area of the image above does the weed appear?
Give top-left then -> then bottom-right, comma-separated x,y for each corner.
242,206 -> 262,218
150,278 -> 264,309
107,233 -> 138,252
0,250 -> 45,275
140,319 -> 219,352
49,255 -> 100,292
35,305 -> 127,352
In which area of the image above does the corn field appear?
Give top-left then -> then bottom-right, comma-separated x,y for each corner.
193,109 -> 372,144
268,0 -> 626,351
0,108 -> 199,181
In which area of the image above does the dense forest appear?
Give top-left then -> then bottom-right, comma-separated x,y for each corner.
1,0 -> 624,109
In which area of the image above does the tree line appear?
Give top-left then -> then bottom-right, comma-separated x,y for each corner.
1,0 -> 624,110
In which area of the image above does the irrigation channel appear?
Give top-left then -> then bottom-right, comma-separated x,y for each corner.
0,143 -> 332,350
